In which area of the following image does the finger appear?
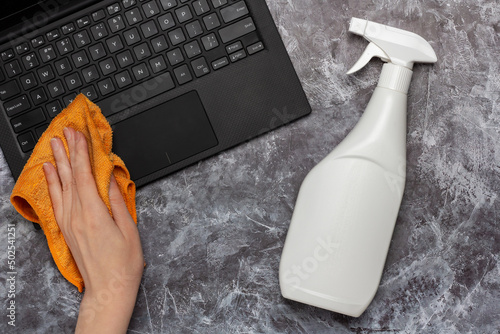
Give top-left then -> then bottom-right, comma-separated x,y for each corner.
43,162 -> 64,222
71,130 -> 102,207
50,136 -> 73,194
109,174 -> 136,232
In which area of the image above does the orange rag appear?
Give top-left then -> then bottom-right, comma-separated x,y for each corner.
10,94 -> 137,292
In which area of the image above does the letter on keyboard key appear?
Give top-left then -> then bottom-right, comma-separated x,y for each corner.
219,17 -> 256,43
0,80 -> 20,101
99,72 -> 175,117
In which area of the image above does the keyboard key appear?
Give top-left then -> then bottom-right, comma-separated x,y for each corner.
77,16 -> 91,28
184,41 -> 201,58
132,63 -> 150,80
149,55 -> 167,73
4,95 -> 30,117
174,64 -> 192,84
220,1 -> 249,23
63,93 -> 78,106
81,86 -> 98,101
117,50 -> 134,67
133,43 -> 151,60
142,1 -> 160,18
91,23 -> 109,40
37,65 -> 55,83
122,0 -> 137,8
229,49 -> 246,62
65,73 -> 83,90
99,58 -> 117,75
82,65 -> 100,83
211,0 -> 227,8
107,3 -> 121,15
106,35 -> 125,53
191,57 -> 210,77
22,53 -> 39,70
160,0 -> 177,10
1,49 -> 15,61
193,0 -> 209,15
124,28 -> 141,45
141,20 -> 158,38
125,8 -> 143,25
72,50 -> 90,68
100,72 -> 175,117
97,78 -> 116,96
219,17 -> 255,43
5,61 -> 22,77
0,80 -> 21,101
168,28 -> 186,45
36,124 -> 49,138
203,13 -> 220,31
158,13 -> 175,31
30,87 -> 48,105
47,80 -> 65,98
16,42 -> 30,55
201,33 -> 219,51
73,31 -> 91,47
89,43 -> 107,60
247,41 -> 264,55
175,6 -> 193,23
0,68 -> 3,82
115,71 -> 133,88
46,100 -> 63,118
17,132 -> 36,152
151,35 -> 168,53
61,23 -> 76,35
54,58 -> 72,75
166,48 -> 184,65
211,56 -> 229,70
20,73 -> 37,90
186,20 -> 203,38
226,41 -> 242,53
39,46 -> 57,62
56,38 -> 74,55
11,108 -> 46,133
46,29 -> 61,41
92,9 -> 106,22
31,36 -> 45,48
108,15 -> 126,33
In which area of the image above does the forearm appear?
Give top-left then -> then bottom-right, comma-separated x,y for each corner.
75,286 -> 140,334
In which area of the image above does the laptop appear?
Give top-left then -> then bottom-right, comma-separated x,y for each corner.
0,0 -> 311,187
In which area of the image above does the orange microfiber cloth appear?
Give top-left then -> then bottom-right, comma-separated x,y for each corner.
10,94 -> 137,292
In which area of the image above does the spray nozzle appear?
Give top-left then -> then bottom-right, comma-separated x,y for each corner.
347,17 -> 437,74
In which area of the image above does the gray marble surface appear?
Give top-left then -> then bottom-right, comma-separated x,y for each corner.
1,0 -> 500,333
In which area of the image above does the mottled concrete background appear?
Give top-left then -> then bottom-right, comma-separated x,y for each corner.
1,0 -> 499,333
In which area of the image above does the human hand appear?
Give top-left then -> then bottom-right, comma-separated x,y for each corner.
43,127 -> 144,333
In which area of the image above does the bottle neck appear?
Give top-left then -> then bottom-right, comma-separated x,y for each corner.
377,63 -> 413,94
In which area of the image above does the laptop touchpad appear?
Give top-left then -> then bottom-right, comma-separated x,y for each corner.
112,91 -> 218,180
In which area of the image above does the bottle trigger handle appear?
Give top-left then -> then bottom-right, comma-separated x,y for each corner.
346,42 -> 389,74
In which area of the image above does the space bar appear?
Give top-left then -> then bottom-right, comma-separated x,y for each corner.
99,72 -> 175,117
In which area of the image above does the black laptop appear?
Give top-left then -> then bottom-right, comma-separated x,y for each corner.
0,0 -> 311,187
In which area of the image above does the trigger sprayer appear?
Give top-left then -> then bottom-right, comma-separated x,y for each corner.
279,18 -> 437,317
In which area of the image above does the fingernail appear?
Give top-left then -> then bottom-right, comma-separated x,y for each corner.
63,127 -> 71,141
50,137 -> 59,149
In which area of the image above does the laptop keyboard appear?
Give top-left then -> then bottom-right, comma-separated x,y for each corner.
0,0 -> 264,154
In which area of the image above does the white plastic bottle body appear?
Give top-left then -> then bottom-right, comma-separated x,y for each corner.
279,83 -> 408,317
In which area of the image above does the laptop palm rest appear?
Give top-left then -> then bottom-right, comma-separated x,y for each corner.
112,91 -> 218,180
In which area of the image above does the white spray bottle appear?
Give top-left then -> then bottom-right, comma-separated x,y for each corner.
279,18 -> 437,317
